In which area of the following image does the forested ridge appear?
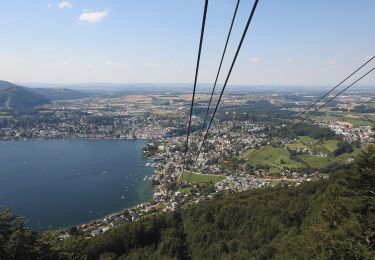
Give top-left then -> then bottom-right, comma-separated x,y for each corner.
1,144 -> 374,259
0,80 -> 50,109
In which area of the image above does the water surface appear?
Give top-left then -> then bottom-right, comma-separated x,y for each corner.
0,139 -> 153,230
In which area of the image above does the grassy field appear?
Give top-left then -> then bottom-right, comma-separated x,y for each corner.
322,140 -> 339,152
344,117 -> 374,126
244,146 -> 305,170
287,136 -> 314,150
288,138 -> 339,153
287,143 -> 308,150
314,114 -> 374,127
181,171 -> 226,184
179,187 -> 192,194
297,136 -> 314,144
297,155 -> 333,169
243,137 -> 357,172
269,167 -> 281,174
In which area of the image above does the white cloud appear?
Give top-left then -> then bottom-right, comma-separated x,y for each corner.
58,1 -> 72,9
251,57 -> 262,62
47,3 -> 52,8
79,10 -> 108,23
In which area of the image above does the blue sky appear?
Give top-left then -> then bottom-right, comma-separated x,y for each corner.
0,0 -> 374,86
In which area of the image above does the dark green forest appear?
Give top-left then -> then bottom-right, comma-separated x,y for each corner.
1,144 -> 374,259
275,123 -> 337,140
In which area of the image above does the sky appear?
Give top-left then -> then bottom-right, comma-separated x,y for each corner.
0,0 -> 374,86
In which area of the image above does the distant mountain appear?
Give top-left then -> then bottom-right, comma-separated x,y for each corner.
0,80 -> 50,109
31,88 -> 96,100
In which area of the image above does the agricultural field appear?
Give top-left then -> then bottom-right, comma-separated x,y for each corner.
286,138 -> 340,154
314,113 -> 375,127
181,171 -> 226,184
322,140 -> 339,152
244,136 -> 357,174
243,146 -> 306,173
297,136 -> 314,144
298,155 -> 334,169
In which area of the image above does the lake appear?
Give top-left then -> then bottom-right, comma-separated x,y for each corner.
0,139 -> 154,230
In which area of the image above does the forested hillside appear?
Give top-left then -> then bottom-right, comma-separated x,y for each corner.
1,144 -> 374,259
32,88 -> 95,100
0,80 -> 50,109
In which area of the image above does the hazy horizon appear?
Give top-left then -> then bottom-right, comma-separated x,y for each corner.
13,81 -> 374,93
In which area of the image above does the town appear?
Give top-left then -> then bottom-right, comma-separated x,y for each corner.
19,88 -> 371,239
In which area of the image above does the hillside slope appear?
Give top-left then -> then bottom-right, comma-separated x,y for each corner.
1,145 -> 374,259
61,145 -> 375,259
77,146 -> 374,259
31,88 -> 95,100
0,80 -> 50,109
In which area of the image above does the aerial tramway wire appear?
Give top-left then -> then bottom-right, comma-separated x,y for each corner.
293,66 -> 375,128
297,56 -> 374,119
246,56 -> 375,160
246,64 -> 375,161
182,0 -> 209,175
188,0 -> 260,182
202,0 -> 241,128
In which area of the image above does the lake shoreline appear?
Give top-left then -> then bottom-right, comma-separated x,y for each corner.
0,136 -> 154,142
0,139 -> 156,230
